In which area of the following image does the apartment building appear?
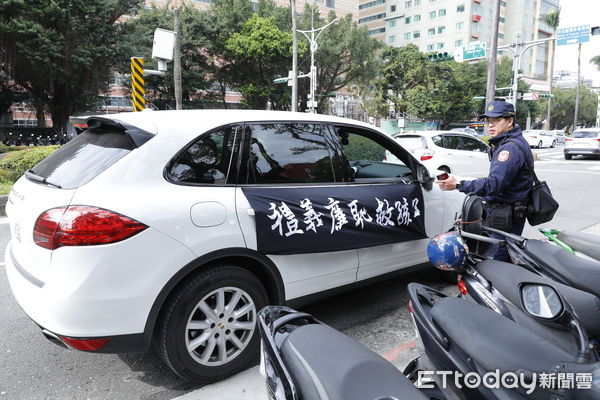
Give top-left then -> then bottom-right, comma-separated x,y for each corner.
359,0 -> 559,81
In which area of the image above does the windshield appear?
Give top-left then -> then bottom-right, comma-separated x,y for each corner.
394,136 -> 426,151
571,131 -> 599,139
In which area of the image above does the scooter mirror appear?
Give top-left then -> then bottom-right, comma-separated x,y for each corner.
520,283 -> 564,320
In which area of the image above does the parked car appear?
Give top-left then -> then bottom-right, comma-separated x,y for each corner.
522,130 -> 556,148
446,121 -> 486,137
564,128 -> 600,159
4,110 -> 464,383
385,131 -> 490,178
551,130 -> 566,145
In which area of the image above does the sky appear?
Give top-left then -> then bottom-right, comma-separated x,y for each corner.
553,0 -> 600,86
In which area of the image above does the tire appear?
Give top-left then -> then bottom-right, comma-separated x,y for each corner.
154,265 -> 268,383
537,141 -> 543,149
551,140 -> 556,148
564,154 -> 572,160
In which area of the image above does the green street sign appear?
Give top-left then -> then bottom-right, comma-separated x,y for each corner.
462,42 -> 487,61
273,77 -> 289,84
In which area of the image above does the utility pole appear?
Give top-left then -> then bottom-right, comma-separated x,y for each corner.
291,0 -> 298,112
173,4 -> 182,110
298,8 -> 336,113
573,43 -> 582,130
485,0 -> 501,106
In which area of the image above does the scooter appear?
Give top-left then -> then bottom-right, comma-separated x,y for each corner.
540,228 -> 600,262
257,305 -> 446,400
407,280 -> 600,399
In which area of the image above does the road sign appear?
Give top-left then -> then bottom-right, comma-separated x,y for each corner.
130,57 -> 145,112
460,42 -> 487,61
557,25 -> 590,46
273,77 -> 289,84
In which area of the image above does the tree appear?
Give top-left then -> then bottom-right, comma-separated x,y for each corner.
225,14 -> 297,109
0,0 -> 142,133
540,8 -> 560,129
547,87 -> 597,130
116,4 -> 214,109
592,55 -> 600,71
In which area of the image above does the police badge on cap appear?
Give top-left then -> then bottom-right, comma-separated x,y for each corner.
479,101 -> 516,119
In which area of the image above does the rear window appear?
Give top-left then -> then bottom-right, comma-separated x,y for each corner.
572,131 -> 599,139
395,135 -> 426,151
29,128 -> 135,189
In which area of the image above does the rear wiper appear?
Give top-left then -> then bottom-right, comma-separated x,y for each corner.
25,170 -> 62,189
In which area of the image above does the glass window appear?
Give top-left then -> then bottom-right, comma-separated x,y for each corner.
413,30 -> 421,38
395,135 -> 427,151
414,14 -> 421,21
391,4 -> 396,12
427,44 -> 435,51
404,32 -> 412,40
339,131 -> 412,181
414,0 -> 421,5
438,8 -> 446,16
243,123 -> 334,184
326,0 -> 334,7
438,25 -> 445,34
429,10 -> 436,18
456,21 -> 464,30
441,135 -> 463,150
457,3 -> 465,12
405,0 -> 412,7
437,42 -> 445,49
389,35 -> 396,43
30,127 -> 139,189
429,0 -> 435,3
462,137 -> 488,152
572,131 -> 600,138
500,0 -> 506,6
167,127 -> 236,185
455,39 -> 463,47
406,16 -> 411,23
498,33 -> 504,39
428,28 -> 435,35
389,20 -> 396,27
499,16 -> 505,23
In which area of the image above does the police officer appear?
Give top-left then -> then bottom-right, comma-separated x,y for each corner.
437,101 -> 533,261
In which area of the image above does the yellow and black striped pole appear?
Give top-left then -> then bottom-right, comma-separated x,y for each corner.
130,57 -> 145,112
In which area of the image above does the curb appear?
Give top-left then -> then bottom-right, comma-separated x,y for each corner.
0,195 -> 7,217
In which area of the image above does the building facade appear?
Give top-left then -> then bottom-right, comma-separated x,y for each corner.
359,0 -> 559,81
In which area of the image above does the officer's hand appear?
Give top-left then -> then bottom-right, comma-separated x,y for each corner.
436,174 -> 458,191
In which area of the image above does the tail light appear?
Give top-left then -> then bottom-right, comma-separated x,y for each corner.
420,150 -> 434,161
59,336 -> 110,351
565,138 -> 573,142
457,279 -> 468,296
33,206 -> 148,250
529,135 -> 537,138
408,300 -> 413,314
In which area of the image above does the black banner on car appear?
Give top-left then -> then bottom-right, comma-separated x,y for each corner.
242,184 -> 427,255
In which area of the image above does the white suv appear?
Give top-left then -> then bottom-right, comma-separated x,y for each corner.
5,110 -> 463,383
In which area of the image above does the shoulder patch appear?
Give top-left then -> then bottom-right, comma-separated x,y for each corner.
498,150 -> 510,162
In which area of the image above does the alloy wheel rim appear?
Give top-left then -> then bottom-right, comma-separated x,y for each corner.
185,286 -> 256,366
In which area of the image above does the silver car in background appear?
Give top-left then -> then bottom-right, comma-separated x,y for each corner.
564,129 -> 600,160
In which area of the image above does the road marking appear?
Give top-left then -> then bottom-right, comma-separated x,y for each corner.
381,339 -> 416,362
0,218 -> 9,225
533,168 -> 600,175
587,166 -> 600,171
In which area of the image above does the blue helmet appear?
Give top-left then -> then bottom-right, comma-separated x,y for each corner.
427,232 -> 469,271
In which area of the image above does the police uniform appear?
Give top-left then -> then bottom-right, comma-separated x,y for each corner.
456,102 -> 533,261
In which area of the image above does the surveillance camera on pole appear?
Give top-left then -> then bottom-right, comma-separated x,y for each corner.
146,28 -> 176,76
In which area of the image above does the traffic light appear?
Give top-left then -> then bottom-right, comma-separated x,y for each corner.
428,52 -> 454,62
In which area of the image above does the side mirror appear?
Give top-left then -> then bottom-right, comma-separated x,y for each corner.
520,283 -> 563,320
416,164 -> 431,184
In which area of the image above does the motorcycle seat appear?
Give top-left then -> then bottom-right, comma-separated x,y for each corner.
557,230 -> 600,262
280,323 -> 428,400
524,239 -> 600,299
431,297 -> 578,374
477,259 -> 600,338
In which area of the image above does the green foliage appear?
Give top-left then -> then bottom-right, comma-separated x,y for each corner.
0,0 -> 143,132
592,55 -> 600,72
0,146 -> 59,182
0,144 -> 28,153
343,134 -> 385,161
545,87 -> 598,130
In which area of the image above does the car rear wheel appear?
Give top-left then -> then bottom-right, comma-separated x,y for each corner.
551,140 -> 556,148
154,265 -> 268,382
537,141 -> 543,149
564,154 -> 572,160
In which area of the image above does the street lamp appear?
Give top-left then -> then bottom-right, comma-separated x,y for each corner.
297,4 -> 337,113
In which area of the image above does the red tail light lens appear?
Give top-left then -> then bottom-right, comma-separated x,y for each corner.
33,206 -> 148,250
457,279 -> 468,296
59,336 -> 110,351
408,300 -> 413,314
565,138 -> 573,142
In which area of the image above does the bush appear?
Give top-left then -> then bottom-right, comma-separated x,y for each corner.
0,146 -> 60,182
0,143 -> 28,153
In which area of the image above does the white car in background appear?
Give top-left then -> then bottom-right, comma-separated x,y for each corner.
564,128 -> 600,159
385,131 -> 490,178
522,130 -> 557,148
